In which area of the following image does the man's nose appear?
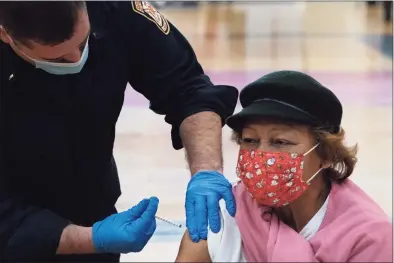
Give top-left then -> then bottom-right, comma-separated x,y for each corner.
63,48 -> 83,63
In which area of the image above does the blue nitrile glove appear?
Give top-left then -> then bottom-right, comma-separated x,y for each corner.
92,197 -> 159,254
185,171 -> 236,242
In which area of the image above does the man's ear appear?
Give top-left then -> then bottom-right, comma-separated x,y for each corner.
0,27 -> 12,44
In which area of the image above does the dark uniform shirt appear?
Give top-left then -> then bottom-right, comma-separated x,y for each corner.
0,1 -> 238,262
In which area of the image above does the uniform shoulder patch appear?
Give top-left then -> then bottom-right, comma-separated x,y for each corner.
131,1 -> 170,35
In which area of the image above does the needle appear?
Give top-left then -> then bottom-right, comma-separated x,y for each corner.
155,215 -> 183,228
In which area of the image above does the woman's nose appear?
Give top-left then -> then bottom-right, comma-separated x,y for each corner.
257,141 -> 273,151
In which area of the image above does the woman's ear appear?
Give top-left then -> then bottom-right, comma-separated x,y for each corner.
321,162 -> 332,169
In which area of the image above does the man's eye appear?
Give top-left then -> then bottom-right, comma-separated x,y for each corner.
47,58 -> 67,63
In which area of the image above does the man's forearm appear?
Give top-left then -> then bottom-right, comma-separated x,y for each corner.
56,224 -> 96,255
179,111 -> 223,175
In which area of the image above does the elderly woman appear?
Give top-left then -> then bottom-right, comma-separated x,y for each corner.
175,70 -> 393,262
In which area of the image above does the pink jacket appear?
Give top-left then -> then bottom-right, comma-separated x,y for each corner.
234,179 -> 393,262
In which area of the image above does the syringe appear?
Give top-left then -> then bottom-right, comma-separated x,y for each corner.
155,215 -> 183,228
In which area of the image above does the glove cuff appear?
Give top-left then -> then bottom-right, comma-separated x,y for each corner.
92,221 -> 107,253
187,170 -> 225,189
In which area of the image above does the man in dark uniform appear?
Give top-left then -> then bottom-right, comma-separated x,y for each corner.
0,1 -> 238,261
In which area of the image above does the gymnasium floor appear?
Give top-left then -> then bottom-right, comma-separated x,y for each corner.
115,2 -> 393,261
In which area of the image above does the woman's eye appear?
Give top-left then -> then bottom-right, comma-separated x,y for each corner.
271,139 -> 292,146
241,138 -> 260,144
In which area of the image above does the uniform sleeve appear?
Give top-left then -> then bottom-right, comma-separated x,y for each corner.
0,43 -> 71,261
116,1 -> 239,150
0,193 -> 71,261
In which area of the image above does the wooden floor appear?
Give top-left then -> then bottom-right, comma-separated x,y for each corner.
115,2 -> 393,261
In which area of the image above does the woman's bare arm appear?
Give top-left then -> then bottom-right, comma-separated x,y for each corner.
175,230 -> 212,262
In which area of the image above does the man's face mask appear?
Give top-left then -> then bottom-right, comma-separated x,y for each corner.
32,41 -> 89,75
236,144 -> 322,207
5,30 -> 89,75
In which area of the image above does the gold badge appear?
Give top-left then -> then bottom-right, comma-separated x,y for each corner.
131,1 -> 170,35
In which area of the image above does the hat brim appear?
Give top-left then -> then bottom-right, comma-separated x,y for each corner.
226,99 -> 318,131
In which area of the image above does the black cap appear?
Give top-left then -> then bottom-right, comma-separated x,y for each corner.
226,70 -> 342,133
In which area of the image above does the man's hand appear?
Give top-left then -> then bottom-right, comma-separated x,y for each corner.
92,197 -> 159,254
185,171 -> 236,242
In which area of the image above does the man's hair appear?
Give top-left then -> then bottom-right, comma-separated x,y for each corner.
0,1 -> 86,46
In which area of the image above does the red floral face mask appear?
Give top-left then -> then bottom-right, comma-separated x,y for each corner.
236,144 -> 321,207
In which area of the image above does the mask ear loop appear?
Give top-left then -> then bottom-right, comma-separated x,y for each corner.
302,143 -> 322,185
303,143 -> 320,156
3,31 -> 37,64
306,168 -> 323,185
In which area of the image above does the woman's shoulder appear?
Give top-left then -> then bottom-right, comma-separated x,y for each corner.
331,181 -> 393,262
322,179 -> 392,239
330,179 -> 390,219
